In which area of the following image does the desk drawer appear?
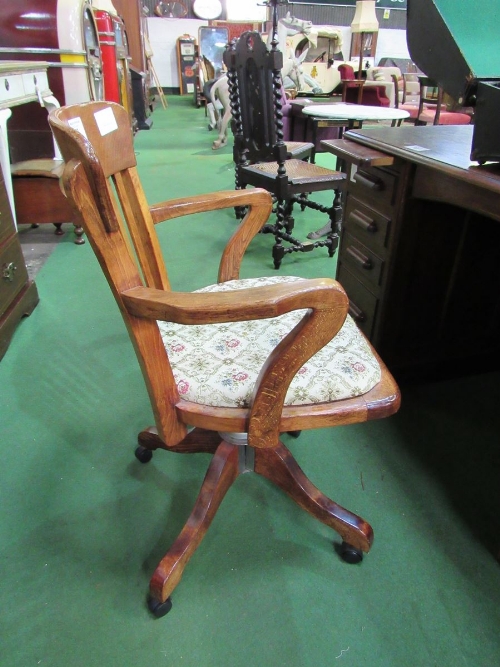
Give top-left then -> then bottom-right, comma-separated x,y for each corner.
343,196 -> 390,255
337,264 -> 378,339
0,236 -> 29,320
349,165 -> 398,214
341,232 -> 384,291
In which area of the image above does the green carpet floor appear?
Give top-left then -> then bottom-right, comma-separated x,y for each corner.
1,96 -> 499,666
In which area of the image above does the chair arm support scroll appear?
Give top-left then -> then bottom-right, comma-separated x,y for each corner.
249,286 -> 349,449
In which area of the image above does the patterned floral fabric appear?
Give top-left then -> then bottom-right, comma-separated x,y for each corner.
157,276 -> 381,408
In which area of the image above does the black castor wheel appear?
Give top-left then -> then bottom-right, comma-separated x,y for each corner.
340,542 -> 363,564
135,446 -> 153,463
148,596 -> 172,618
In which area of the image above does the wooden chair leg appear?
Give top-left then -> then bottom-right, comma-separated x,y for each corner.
137,426 -> 221,456
145,436 -> 372,617
254,441 -> 373,555
148,441 -> 240,614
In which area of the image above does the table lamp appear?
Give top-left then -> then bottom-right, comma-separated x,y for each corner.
351,0 -> 379,102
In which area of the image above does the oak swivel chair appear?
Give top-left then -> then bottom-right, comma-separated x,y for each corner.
49,101 -> 401,618
224,31 -> 346,270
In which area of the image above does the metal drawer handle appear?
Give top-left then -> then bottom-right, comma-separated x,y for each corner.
346,246 -> 373,270
2,262 -> 17,282
349,210 -> 378,234
353,170 -> 383,191
348,302 -> 366,323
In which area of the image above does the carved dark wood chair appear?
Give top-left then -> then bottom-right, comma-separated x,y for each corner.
224,31 -> 346,269
49,101 -> 400,619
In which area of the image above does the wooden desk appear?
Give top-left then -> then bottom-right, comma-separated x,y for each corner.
322,124 -> 500,380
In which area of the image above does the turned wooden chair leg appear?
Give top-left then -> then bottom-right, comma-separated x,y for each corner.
254,441 -> 373,558
148,441 -> 240,616
73,223 -> 85,245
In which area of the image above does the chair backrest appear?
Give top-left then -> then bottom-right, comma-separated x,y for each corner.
417,76 -> 443,123
223,31 -> 288,165
401,73 -> 420,104
338,63 -> 355,80
49,101 -> 187,446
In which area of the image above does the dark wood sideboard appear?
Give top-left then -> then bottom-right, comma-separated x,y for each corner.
0,164 -> 39,361
323,125 -> 500,381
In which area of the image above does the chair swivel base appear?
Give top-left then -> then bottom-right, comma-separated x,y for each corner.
136,427 -> 372,618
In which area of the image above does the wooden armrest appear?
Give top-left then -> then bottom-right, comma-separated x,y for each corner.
150,188 -> 273,283
123,278 -> 349,449
149,189 -> 271,224
121,278 -> 344,326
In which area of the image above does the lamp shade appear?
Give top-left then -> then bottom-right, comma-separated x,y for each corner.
351,0 -> 379,33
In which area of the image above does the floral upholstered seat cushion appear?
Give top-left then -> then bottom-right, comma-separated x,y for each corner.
157,276 -> 381,408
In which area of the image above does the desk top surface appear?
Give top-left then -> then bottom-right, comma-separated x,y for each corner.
343,123 -> 500,192
302,103 -> 410,121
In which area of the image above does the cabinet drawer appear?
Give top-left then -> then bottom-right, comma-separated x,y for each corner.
349,165 -> 398,214
0,74 -> 25,104
343,196 -> 390,255
0,236 -> 29,320
22,71 -> 48,96
337,264 -> 378,339
0,184 -> 15,247
341,232 -> 384,291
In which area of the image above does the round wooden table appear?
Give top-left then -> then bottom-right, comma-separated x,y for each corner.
302,103 -> 410,127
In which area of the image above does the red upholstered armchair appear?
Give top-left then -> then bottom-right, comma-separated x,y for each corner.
338,64 -> 390,107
